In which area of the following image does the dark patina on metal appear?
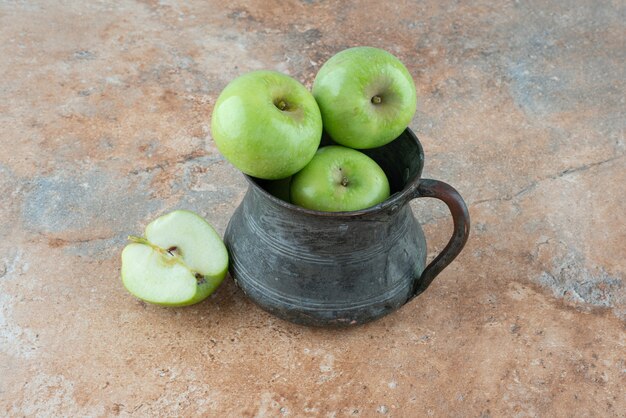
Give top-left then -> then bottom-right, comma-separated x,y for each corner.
224,128 -> 470,327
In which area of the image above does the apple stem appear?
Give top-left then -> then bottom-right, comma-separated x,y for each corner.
341,177 -> 350,187
128,235 -> 163,253
371,95 -> 382,104
276,100 -> 288,111
128,236 -> 179,258
128,235 -> 150,245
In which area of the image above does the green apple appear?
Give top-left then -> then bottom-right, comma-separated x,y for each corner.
290,145 -> 390,212
312,47 -> 417,149
121,210 -> 228,307
211,70 -> 323,180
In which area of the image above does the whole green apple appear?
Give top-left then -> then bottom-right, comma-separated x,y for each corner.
290,145 -> 390,212
121,210 -> 228,307
312,47 -> 417,149
211,70 -> 323,179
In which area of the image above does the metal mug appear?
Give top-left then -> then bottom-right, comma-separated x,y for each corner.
224,128 -> 470,327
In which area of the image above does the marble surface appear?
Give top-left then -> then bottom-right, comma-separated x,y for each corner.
1,1 -> 624,416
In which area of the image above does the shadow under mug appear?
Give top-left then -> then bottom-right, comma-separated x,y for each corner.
224,128 -> 470,327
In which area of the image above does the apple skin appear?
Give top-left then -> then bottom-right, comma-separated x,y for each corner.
290,145 -> 390,212
312,47 -> 417,149
211,70 -> 323,180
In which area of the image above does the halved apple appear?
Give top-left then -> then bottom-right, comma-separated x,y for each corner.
121,210 -> 229,306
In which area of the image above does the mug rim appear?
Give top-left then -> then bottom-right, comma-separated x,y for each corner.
244,127 -> 425,218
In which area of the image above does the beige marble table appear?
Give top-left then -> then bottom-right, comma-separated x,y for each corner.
1,1 -> 624,416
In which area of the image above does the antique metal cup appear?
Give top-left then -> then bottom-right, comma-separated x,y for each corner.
224,128 -> 470,327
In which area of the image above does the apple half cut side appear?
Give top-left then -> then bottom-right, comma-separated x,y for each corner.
121,210 -> 229,307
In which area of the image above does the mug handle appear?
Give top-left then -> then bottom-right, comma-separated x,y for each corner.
407,179 -> 470,300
